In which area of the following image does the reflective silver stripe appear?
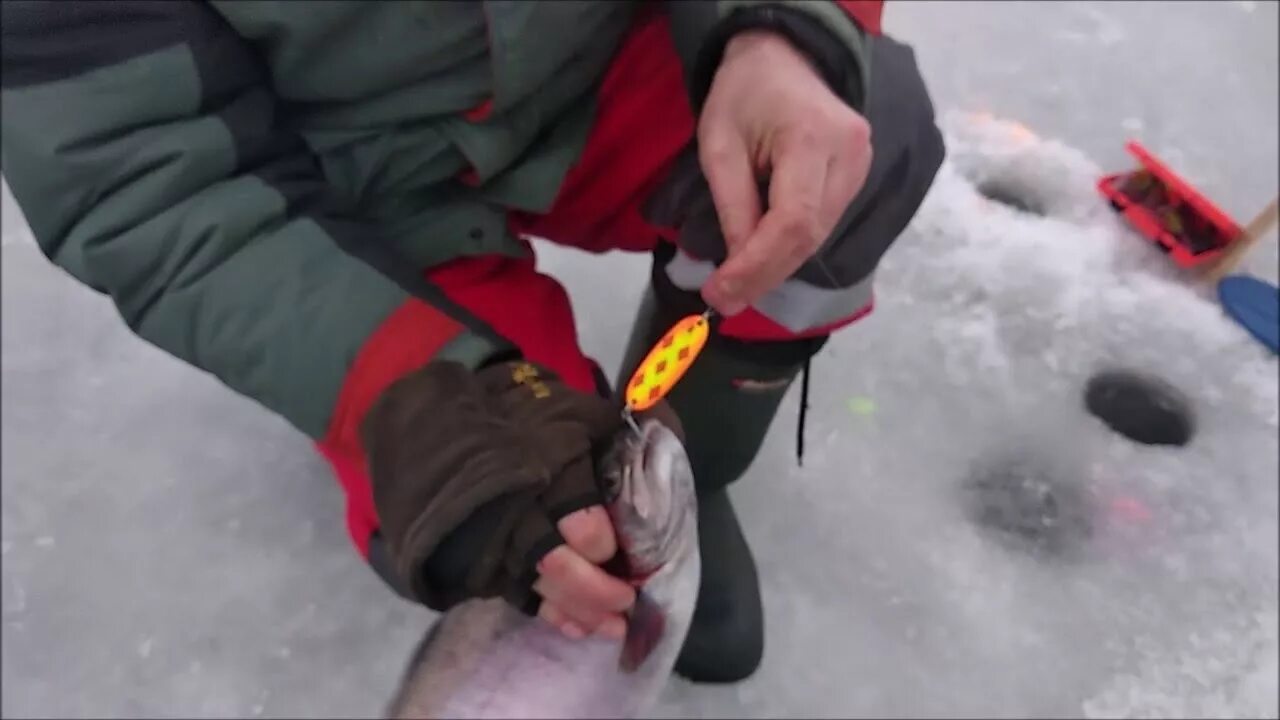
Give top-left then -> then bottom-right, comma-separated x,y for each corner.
664,251 -> 875,333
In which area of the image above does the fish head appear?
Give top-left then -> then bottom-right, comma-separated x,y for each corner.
598,417 -> 699,673
599,417 -> 697,579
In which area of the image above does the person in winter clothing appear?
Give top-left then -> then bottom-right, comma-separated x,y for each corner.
1,0 -> 943,683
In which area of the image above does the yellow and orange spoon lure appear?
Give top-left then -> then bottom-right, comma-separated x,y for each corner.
621,309 -> 715,433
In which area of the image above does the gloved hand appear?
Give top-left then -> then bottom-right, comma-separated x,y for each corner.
360,358 -> 635,635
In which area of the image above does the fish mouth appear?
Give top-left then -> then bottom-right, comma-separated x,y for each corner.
642,433 -> 662,487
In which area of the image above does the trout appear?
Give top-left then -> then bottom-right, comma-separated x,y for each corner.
387,417 -> 701,719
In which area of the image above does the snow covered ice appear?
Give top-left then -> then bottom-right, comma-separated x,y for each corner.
645,113 -> 1280,719
3,3 -> 1277,718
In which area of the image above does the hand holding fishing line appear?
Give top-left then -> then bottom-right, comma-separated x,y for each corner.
533,26 -> 869,642
697,30 -> 873,317
552,25 -> 872,641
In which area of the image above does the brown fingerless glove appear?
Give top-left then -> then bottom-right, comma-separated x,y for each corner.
360,359 -> 623,613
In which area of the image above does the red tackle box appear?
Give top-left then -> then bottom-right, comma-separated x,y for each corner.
1097,141 -> 1242,268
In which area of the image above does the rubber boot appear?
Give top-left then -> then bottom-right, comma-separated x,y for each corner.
615,283 -> 825,684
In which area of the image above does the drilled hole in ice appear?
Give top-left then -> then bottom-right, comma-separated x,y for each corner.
962,453 -> 1094,559
1084,368 -> 1195,448
976,179 -> 1047,216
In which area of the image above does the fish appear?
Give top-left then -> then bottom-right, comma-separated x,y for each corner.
386,417 -> 701,720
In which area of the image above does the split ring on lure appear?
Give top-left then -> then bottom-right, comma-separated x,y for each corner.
622,310 -> 714,430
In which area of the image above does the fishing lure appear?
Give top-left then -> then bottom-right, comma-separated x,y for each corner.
621,309 -> 714,431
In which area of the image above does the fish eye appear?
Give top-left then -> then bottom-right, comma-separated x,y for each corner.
601,469 -> 624,505
596,444 -> 626,504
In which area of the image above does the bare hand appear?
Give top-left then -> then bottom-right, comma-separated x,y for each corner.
535,505 -> 633,640
697,31 -> 873,316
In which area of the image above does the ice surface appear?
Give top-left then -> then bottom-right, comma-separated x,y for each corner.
648,113 -> 1280,719
3,2 -> 1277,718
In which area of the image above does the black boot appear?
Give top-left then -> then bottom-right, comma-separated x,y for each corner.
615,280 -> 825,684
672,488 -> 763,683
